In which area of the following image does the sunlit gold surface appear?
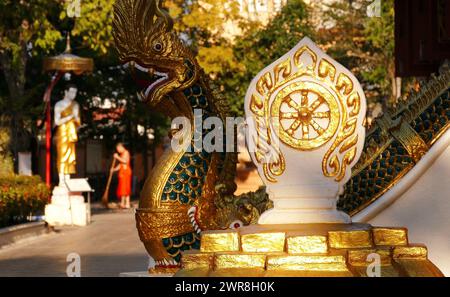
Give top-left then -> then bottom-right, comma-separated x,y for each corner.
135,94 -> 201,262
264,270 -> 353,277
393,260 -> 443,277
136,206 -> 194,241
350,265 -> 401,277
43,54 -> 93,75
348,249 -> 391,266
55,102 -> 80,175
200,230 -> 239,253
210,268 -> 265,277
271,81 -> 340,150
175,224 -> 444,277
181,251 -> 213,270
328,229 -> 372,249
214,253 -> 266,269
241,232 -> 285,252
287,235 -> 328,254
393,245 -> 428,259
175,268 -> 210,277
267,254 -> 348,271
373,227 -> 408,246
148,267 -> 179,275
43,35 -> 93,75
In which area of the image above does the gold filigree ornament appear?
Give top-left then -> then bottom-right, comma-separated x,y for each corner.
246,37 -> 366,184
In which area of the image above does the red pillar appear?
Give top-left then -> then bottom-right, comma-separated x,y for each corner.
43,72 -> 63,189
45,99 -> 51,187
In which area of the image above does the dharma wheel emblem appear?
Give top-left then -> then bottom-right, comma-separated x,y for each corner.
271,81 -> 340,150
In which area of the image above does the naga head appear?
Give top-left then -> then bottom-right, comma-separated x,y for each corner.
113,0 -> 199,107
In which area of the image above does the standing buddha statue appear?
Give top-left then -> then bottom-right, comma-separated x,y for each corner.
54,84 -> 80,185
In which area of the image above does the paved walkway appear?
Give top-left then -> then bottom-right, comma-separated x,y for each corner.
0,210 -> 149,277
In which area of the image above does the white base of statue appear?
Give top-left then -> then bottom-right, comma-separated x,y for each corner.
259,188 -> 351,224
258,208 -> 351,224
45,186 -> 90,226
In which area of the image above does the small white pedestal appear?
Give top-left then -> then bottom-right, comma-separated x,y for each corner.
45,179 -> 93,227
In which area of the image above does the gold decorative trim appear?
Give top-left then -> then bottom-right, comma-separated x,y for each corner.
430,121 -> 450,146
377,113 -> 429,162
136,207 -> 195,241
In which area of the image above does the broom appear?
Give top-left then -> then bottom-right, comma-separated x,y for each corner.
102,158 -> 117,208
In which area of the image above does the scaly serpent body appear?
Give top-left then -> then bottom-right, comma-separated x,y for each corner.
136,75 -> 235,266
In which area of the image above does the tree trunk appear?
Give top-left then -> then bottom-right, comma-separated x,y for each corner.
0,117 -> 14,176
0,39 -> 30,174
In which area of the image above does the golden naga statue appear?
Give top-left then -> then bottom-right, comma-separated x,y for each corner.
54,84 -> 81,184
113,0 -> 449,276
112,0 -> 271,269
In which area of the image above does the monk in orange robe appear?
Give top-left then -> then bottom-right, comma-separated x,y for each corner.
112,143 -> 132,208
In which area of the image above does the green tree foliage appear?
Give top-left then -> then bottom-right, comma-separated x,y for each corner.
165,0 -> 313,116
227,0 -> 312,116
0,0 -> 166,174
318,0 -> 396,107
363,0 -> 396,104
0,0 -> 397,176
0,0 -> 62,172
181,0 -> 243,75
62,0 -> 115,54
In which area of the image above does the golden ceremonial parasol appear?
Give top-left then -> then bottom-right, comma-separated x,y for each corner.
43,35 -> 93,74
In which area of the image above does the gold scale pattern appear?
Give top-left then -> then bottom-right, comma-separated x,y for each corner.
174,224 -> 443,277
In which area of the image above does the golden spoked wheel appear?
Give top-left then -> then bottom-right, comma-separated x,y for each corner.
271,81 -> 340,150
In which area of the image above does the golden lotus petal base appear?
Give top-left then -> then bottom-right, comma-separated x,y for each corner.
174,224 -> 444,277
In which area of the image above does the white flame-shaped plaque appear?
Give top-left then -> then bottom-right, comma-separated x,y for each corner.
245,37 -> 366,224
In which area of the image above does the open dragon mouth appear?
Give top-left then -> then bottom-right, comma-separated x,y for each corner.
124,62 -> 170,101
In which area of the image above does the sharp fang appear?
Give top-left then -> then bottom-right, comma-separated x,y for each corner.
134,63 -> 148,72
144,71 -> 169,97
137,91 -> 145,101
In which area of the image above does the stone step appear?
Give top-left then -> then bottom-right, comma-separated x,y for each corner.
266,254 -> 348,271
286,235 -> 328,254
214,252 -> 266,270
200,230 -> 239,253
372,227 -> 408,246
177,224 -> 442,277
198,225 -> 410,254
